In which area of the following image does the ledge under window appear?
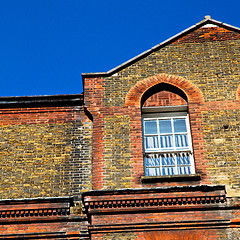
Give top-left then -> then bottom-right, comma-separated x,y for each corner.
141,174 -> 201,183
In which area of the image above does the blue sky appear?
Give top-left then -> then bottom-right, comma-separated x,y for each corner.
0,0 -> 239,97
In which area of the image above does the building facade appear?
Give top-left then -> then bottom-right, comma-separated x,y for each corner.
0,16 -> 240,239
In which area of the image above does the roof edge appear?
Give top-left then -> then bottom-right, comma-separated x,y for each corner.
0,93 -> 84,108
82,17 -> 240,79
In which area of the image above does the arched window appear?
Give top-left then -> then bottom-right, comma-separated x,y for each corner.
141,83 -> 195,177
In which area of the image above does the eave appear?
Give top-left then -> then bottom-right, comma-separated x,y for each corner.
0,93 -> 84,108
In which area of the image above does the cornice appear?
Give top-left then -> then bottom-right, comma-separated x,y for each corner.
83,185 -> 228,215
85,195 -> 226,214
0,197 -> 74,220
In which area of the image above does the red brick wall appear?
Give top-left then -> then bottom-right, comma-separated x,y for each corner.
0,221 -> 87,239
93,228 -> 239,240
93,229 -> 225,240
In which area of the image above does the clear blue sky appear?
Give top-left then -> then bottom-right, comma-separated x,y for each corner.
0,0 -> 239,97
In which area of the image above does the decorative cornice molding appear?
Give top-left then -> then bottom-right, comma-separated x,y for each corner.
0,207 -> 70,218
83,185 -> 227,215
0,197 -> 73,220
85,195 -> 226,214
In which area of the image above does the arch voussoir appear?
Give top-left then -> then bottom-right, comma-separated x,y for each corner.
125,74 -> 204,107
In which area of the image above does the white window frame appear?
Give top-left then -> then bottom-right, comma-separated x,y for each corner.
142,106 -> 195,177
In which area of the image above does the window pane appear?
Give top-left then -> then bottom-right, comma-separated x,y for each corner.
144,120 -> 158,134
178,166 -> 191,175
145,156 -> 161,166
161,155 -> 175,166
173,119 -> 187,133
176,155 -> 191,165
175,134 -> 189,148
160,135 -> 173,149
162,167 -> 177,176
145,136 -> 159,149
159,120 -> 172,134
146,167 -> 160,176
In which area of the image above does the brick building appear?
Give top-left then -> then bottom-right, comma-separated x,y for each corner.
0,16 -> 240,239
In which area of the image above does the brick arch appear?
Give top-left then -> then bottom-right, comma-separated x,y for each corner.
125,74 -> 204,106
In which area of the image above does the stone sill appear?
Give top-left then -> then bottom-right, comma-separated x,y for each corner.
141,174 -> 201,183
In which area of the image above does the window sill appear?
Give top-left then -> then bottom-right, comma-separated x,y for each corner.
141,174 -> 201,183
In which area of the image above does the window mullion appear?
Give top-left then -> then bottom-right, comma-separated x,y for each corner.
190,154 -> 195,174
171,118 -> 176,151
159,153 -> 162,176
186,115 -> 193,152
171,118 -> 178,175
157,119 -> 162,175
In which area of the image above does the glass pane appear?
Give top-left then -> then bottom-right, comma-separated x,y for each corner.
159,120 -> 172,134
173,119 -> 187,133
161,155 -> 175,166
145,156 -> 161,166
144,120 -> 158,134
145,136 -> 159,149
146,167 -> 160,176
175,134 -> 189,148
162,167 -> 177,176
160,135 -> 173,149
178,166 -> 191,175
176,155 -> 191,165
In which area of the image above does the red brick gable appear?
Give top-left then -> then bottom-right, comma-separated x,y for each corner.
172,27 -> 240,44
